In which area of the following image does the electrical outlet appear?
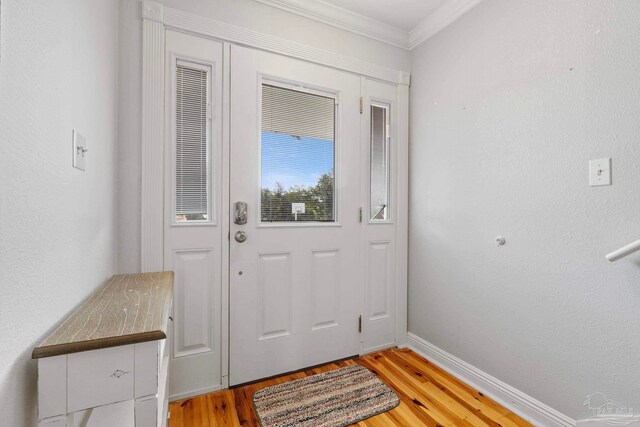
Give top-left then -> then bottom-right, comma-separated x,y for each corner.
589,158 -> 611,186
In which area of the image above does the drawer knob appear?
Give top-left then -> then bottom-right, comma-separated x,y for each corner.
109,369 -> 131,379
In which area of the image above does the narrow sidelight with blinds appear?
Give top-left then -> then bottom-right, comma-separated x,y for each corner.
370,104 -> 390,221
175,61 -> 211,222
261,84 -> 336,223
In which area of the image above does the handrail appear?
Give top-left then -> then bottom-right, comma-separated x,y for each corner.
606,239 -> 640,262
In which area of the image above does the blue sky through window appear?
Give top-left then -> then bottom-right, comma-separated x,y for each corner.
261,131 -> 334,190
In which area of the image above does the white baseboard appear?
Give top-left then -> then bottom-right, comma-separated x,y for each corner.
575,420 -> 640,426
406,333 -> 576,427
169,384 -> 224,402
363,342 -> 397,355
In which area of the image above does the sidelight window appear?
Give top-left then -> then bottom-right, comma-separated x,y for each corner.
369,104 -> 390,221
175,61 -> 211,223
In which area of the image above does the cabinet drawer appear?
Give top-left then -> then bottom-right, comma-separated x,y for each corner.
67,345 -> 134,412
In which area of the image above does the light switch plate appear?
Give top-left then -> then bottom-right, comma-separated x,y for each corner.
72,130 -> 87,171
589,158 -> 611,186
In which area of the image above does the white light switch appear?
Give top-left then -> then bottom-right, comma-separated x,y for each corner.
72,130 -> 87,171
589,158 -> 611,186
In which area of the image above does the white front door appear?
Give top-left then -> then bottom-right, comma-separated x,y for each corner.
229,46 -> 363,385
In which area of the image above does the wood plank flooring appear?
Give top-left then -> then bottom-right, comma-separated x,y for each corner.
168,348 -> 533,427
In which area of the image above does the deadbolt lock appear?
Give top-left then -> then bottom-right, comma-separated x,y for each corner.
234,201 -> 247,225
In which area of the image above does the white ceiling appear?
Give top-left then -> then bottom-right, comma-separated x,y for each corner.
320,0 -> 449,31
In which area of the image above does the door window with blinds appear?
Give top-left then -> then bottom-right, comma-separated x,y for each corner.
370,104 -> 390,221
174,60 -> 212,223
261,84 -> 336,223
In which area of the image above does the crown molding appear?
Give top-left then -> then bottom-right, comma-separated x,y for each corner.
253,0 -> 484,51
409,0 -> 483,49
163,7 -> 408,85
253,0 -> 411,50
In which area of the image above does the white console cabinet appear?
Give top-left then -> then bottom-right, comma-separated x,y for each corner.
33,272 -> 174,427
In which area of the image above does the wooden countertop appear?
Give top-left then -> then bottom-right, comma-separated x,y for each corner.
32,272 -> 174,359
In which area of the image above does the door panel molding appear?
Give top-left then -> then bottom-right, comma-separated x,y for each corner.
257,252 -> 293,340
172,249 -> 215,358
368,241 -> 392,321
310,249 -> 341,330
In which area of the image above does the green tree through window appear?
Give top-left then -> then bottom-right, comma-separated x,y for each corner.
261,172 -> 334,222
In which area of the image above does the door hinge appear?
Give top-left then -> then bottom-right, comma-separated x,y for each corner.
358,315 -> 362,333
359,97 -> 363,114
358,207 -> 363,223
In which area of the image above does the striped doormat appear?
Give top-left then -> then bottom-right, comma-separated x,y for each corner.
252,365 -> 400,427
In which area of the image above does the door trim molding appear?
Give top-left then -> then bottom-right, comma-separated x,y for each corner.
143,1 -> 409,87
395,85 -> 409,346
141,0 -> 410,270
141,2 -> 165,272
141,0 -> 409,394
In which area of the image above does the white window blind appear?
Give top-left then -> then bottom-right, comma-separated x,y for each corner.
262,85 -> 335,140
175,62 -> 210,221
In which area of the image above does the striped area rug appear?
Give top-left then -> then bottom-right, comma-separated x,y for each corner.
252,365 -> 400,427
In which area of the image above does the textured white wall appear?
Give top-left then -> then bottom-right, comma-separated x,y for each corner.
0,1 -> 120,425
116,0 -> 411,273
409,0 -> 640,421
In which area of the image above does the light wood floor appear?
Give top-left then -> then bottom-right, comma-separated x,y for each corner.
169,348 -> 533,427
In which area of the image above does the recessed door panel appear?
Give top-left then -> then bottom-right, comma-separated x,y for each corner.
368,242 -> 390,321
258,253 -> 293,340
311,250 -> 340,330
173,249 -> 214,357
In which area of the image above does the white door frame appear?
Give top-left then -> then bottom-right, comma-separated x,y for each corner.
140,0 -> 409,399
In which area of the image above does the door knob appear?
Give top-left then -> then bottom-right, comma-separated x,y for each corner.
235,230 -> 247,243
